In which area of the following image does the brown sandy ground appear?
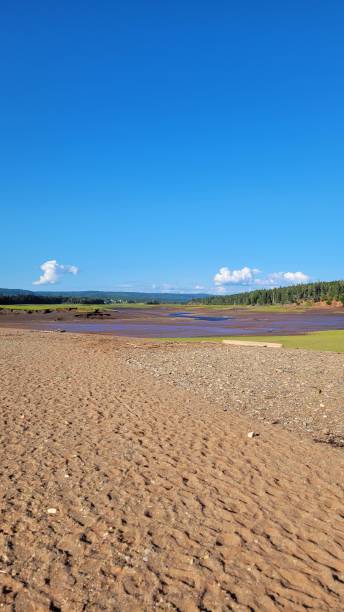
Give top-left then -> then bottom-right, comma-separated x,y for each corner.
1,330 -> 344,611
125,341 -> 344,444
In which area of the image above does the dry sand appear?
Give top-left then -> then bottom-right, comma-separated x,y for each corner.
125,340 -> 344,443
1,329 -> 344,610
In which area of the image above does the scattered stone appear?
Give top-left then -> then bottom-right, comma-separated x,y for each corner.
247,431 -> 258,439
47,508 -> 57,514
124,342 -> 344,440
110,566 -> 123,576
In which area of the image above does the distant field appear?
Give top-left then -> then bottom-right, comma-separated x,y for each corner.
189,303 -> 313,312
0,303 -> 186,311
0,302 -> 316,312
159,330 -> 344,352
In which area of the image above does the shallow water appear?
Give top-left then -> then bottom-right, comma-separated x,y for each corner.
39,311 -> 344,338
169,312 -> 232,321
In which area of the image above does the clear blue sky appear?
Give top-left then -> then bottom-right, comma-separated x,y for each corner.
1,1 -> 343,293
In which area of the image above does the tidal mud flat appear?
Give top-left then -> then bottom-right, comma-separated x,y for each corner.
0,305 -> 344,337
1,329 -> 344,610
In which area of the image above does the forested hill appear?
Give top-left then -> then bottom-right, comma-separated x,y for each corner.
0,289 -> 207,305
190,280 -> 344,306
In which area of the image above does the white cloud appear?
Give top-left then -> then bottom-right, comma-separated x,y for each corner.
213,265 -> 310,292
214,266 -> 258,286
33,259 -> 79,285
263,271 -> 310,284
214,285 -> 227,294
150,282 -> 207,294
153,283 -> 179,292
281,271 -> 310,283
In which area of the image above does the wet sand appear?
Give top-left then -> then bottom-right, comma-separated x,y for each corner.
0,305 -> 344,337
1,329 -> 344,610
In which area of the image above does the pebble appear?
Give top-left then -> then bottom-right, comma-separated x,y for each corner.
247,431 -> 258,438
47,508 -> 57,514
126,346 -> 343,440
111,566 -> 123,576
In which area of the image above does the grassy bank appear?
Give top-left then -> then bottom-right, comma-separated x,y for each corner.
187,303 -> 313,312
158,330 -> 344,352
1,302 -> 339,313
0,302 -> 187,311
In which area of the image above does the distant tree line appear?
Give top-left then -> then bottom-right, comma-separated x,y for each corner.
190,280 -> 344,306
0,294 -> 106,305
0,294 -> 164,306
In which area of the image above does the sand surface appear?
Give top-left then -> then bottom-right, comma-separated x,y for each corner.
125,341 -> 344,443
1,329 -> 344,610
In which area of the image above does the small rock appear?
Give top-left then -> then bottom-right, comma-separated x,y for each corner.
247,431 -> 258,439
110,565 -> 123,576
47,508 -> 57,514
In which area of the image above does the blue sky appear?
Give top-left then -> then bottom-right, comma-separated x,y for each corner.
1,1 -> 343,294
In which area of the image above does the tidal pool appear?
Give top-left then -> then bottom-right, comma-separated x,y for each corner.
169,312 -> 232,322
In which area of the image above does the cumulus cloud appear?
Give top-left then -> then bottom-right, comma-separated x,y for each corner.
281,271 -> 310,283
213,265 -> 310,291
214,266 -> 259,286
150,282 -> 207,294
263,271 -> 310,285
33,260 -> 79,285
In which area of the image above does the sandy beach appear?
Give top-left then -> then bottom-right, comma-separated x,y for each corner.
1,329 -> 344,610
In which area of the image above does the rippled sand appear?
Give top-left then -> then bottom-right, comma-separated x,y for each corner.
1,329 -> 344,610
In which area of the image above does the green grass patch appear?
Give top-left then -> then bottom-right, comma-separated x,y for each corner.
156,330 -> 344,352
187,303 -> 314,312
0,302 -> 200,311
0,302 -> 318,313
110,302 -> 188,309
